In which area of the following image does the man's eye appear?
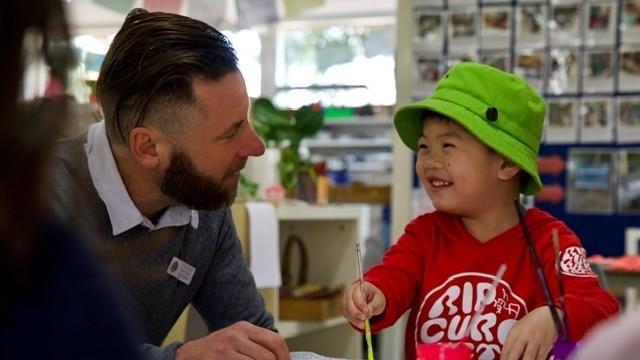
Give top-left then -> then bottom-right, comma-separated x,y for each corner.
443,143 -> 454,148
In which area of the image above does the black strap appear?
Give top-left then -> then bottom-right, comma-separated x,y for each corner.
281,234 -> 308,286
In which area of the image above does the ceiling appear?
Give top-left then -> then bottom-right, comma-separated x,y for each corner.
65,0 -> 397,34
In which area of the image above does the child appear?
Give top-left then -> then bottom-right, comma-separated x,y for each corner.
342,62 -> 619,360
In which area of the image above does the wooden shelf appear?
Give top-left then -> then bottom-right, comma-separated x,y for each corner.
277,203 -> 364,221
303,138 -> 392,148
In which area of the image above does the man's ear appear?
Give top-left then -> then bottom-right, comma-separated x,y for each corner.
129,127 -> 167,169
498,157 -> 521,181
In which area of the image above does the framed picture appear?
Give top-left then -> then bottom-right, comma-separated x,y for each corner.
545,97 -> 579,143
566,148 -> 616,214
621,0 -> 640,44
584,1 -> 617,46
516,4 -> 547,48
414,11 -> 444,51
618,47 -> 640,92
448,7 -> 478,51
617,96 -> 640,143
582,49 -> 615,93
414,0 -> 444,6
579,96 -> 614,143
550,3 -> 583,46
547,48 -> 580,95
514,50 -> 546,92
448,0 -> 475,6
481,6 -> 511,49
413,54 -> 445,98
618,148 -> 640,213
479,49 -> 510,71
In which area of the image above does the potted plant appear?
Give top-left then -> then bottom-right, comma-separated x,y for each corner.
251,97 -> 325,199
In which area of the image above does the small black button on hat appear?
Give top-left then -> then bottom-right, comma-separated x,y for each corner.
486,107 -> 498,121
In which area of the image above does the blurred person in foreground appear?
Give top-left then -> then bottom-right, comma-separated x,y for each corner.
0,1 -> 143,359
49,7 -> 290,360
568,306 -> 638,360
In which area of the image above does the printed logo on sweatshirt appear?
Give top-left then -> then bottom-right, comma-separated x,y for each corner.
560,246 -> 597,277
414,272 -> 527,360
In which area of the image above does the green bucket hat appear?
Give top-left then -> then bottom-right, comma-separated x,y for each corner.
394,62 -> 545,195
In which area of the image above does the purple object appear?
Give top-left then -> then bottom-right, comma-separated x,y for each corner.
552,337 -> 581,360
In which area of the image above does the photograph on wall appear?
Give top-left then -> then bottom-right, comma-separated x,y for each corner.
566,148 -> 616,214
579,96 -> 614,143
617,96 -> 640,143
446,50 -> 477,69
413,54 -> 445,97
545,97 -> 579,143
414,0 -> 444,6
621,0 -> 640,44
550,3 -> 582,46
414,11 -> 444,51
448,0 -> 475,6
516,4 -> 547,48
448,7 -> 478,50
514,50 -> 546,92
479,49 -> 510,71
618,148 -> 640,213
547,48 -> 580,95
582,49 -> 615,93
481,6 -> 511,48
584,1 -> 617,46
480,0 -> 508,5
618,47 -> 640,92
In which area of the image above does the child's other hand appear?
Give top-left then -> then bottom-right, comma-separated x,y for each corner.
500,306 -> 560,360
341,281 -> 386,329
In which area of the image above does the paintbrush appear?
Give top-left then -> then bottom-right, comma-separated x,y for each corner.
552,228 -> 569,338
356,241 -> 374,360
514,200 -> 565,337
462,264 -> 507,342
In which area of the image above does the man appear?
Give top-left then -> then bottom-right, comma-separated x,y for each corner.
50,8 -> 290,360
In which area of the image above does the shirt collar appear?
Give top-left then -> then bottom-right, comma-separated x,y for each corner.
85,121 -> 194,235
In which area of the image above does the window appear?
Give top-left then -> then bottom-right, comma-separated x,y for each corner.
275,21 -> 396,109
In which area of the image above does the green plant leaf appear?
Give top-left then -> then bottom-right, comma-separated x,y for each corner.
251,97 -> 292,145
293,105 -> 325,139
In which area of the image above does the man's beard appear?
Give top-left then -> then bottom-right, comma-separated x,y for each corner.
160,149 -> 242,210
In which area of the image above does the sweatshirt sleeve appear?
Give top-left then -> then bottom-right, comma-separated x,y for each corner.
365,218 -> 427,332
533,218 -> 620,341
191,211 -> 276,333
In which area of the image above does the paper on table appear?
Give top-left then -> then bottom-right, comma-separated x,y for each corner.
290,351 -> 355,360
245,202 -> 281,288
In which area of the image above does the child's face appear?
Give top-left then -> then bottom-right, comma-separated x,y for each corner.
416,117 -> 508,216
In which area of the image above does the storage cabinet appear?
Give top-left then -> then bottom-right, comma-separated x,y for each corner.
276,203 -> 368,359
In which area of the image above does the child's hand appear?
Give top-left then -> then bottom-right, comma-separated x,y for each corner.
500,306 -> 560,360
341,281 -> 386,329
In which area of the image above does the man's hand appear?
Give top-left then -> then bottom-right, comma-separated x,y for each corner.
175,321 -> 290,360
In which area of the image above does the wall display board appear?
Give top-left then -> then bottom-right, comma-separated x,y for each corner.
411,0 -> 640,256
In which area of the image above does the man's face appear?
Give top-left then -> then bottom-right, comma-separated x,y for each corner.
160,147 -> 244,210
159,71 -> 265,210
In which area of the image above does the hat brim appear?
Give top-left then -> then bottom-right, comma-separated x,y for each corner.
394,98 -> 542,195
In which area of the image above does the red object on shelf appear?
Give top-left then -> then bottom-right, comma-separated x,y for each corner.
589,255 -> 640,272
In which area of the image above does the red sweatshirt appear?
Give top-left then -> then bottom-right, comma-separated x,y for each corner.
364,208 -> 619,360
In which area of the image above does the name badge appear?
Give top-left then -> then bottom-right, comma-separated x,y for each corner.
167,257 -> 196,285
